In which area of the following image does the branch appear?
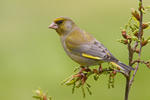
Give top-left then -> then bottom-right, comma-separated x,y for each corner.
129,0 -> 143,87
124,38 -> 133,100
124,1 -> 144,100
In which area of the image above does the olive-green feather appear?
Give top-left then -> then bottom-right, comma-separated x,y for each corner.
65,28 -> 94,51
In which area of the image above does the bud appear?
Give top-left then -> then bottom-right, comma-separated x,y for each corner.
93,69 -> 98,74
134,31 -> 143,38
112,71 -> 117,75
133,31 -> 138,37
73,74 -> 81,77
131,36 -> 138,41
35,90 -> 41,96
147,64 -> 150,68
43,94 -> 47,100
141,40 -> 148,46
127,36 -> 132,40
135,49 -> 140,53
121,30 -> 127,39
123,39 -> 128,44
131,8 -> 140,21
142,23 -> 149,29
117,39 -> 128,45
146,62 -> 150,69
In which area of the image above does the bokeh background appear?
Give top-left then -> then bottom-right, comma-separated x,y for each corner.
0,0 -> 150,100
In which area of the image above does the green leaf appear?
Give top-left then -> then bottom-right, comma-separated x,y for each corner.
81,86 -> 86,98
86,87 -> 92,95
86,83 -> 91,88
65,78 -> 78,85
141,8 -> 146,14
48,97 -> 52,100
72,83 -> 75,94
93,75 -> 99,81
32,96 -> 41,99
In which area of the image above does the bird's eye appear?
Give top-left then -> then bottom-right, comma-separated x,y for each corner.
56,20 -> 63,24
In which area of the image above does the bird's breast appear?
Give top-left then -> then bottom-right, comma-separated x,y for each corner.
60,38 -> 101,66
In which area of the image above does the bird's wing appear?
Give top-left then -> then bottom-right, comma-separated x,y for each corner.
65,33 -> 117,62
80,40 -> 118,62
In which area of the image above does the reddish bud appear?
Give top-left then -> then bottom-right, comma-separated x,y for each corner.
121,30 -> 128,39
93,69 -> 98,74
145,61 -> 150,69
146,63 -> 150,69
73,74 -> 81,78
135,49 -> 140,53
141,40 -> 148,46
134,31 -> 143,38
134,32 -> 138,37
127,36 -> 132,40
113,71 -> 117,75
142,23 -> 149,29
43,94 -> 47,100
131,8 -> 140,21
123,39 -> 128,44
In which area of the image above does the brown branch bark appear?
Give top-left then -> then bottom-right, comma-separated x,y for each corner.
131,60 -> 149,66
124,40 -> 133,100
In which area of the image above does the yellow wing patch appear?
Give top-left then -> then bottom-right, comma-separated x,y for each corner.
110,62 -> 120,68
82,53 -> 101,60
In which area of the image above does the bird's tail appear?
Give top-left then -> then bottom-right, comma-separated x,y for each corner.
111,61 -> 134,73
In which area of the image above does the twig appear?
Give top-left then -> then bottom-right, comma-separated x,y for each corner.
128,40 -> 133,66
132,41 -> 138,52
131,60 -> 149,66
124,35 -> 133,100
99,68 -> 127,77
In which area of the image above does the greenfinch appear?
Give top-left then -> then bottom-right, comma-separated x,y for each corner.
48,17 -> 134,73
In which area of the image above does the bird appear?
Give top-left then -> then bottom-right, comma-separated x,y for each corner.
48,16 -> 134,73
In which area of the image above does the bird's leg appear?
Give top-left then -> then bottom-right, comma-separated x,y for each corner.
72,66 -> 90,85
81,73 -> 87,85
79,66 -> 86,73
98,64 -> 103,73
92,64 -> 102,74
72,66 -> 86,78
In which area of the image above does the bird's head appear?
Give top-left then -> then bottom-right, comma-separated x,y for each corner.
49,17 -> 75,36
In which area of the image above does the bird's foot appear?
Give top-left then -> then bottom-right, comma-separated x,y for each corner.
98,64 -> 103,73
93,64 -> 103,74
72,66 -> 91,85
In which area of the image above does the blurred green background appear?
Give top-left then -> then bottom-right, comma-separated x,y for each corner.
0,0 -> 150,100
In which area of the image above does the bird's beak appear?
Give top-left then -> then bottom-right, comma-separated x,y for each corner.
48,22 -> 58,29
